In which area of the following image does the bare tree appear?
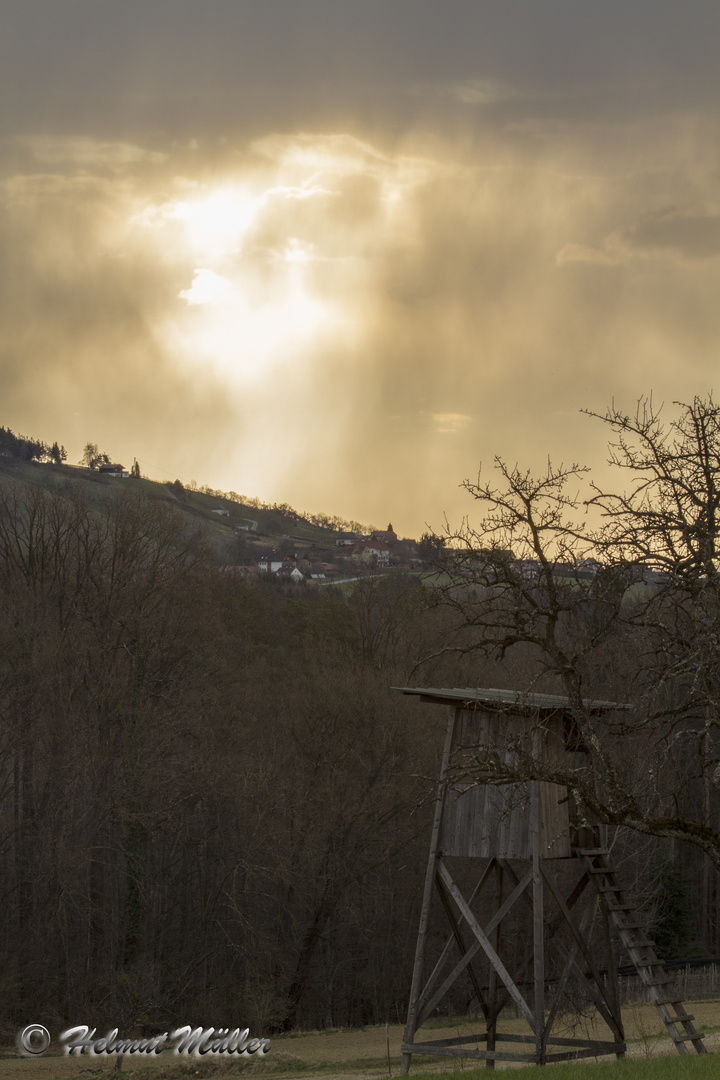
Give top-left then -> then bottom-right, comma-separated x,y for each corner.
421,397 -> 720,872
587,397 -> 720,868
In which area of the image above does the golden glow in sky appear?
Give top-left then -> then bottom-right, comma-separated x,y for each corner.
132,173 -> 354,383
1,3 -> 719,535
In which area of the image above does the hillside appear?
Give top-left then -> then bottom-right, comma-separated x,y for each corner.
0,455 -> 346,565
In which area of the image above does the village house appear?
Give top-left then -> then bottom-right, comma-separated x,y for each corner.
304,560 -> 339,577
579,558 -> 601,577
513,558 -> 541,580
98,463 -> 129,477
370,523 -> 398,544
276,566 -> 304,583
350,540 -> 390,568
257,554 -> 302,577
335,532 -> 362,547
257,556 -> 284,573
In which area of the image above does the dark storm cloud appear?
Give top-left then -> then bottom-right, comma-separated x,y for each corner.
624,207 -> 720,260
1,1 -> 719,145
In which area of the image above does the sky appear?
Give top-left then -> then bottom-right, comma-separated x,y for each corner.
1,2 -> 719,537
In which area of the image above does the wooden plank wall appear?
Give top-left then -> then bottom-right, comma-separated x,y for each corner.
439,708 -> 572,859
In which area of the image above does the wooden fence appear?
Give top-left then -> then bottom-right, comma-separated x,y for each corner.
618,962 -> 720,1004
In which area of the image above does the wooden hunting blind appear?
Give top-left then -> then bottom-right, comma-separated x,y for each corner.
396,686 -> 706,1069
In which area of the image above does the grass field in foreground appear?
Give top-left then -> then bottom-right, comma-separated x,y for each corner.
0,1003 -> 718,1079
443,1055 -> 720,1080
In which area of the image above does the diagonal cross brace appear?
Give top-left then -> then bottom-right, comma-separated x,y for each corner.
416,864 -> 533,1028
435,870 -> 489,1018
437,861 -> 536,1030
416,858 -> 497,1019
541,867 -> 624,1042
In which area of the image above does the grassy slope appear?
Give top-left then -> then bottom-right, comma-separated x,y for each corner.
0,459 -> 340,559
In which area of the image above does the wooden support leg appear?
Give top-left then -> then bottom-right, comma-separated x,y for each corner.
400,708 -> 457,1075
599,897 -> 625,1057
531,778 -> 545,1065
485,861 -> 504,1069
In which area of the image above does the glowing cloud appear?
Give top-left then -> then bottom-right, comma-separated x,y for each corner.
179,269 -> 230,306
135,181 -> 333,261
432,413 -> 473,434
2,119 -> 719,535
135,189 -> 262,257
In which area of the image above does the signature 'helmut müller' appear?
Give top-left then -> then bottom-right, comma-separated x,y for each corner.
59,1024 -> 270,1057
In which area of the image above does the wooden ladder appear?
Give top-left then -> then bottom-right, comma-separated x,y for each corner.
576,849 -> 706,1055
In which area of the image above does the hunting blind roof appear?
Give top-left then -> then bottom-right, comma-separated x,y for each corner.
393,686 -> 631,715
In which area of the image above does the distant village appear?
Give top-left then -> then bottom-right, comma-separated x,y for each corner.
222,524 -> 423,582
2,439 -> 669,589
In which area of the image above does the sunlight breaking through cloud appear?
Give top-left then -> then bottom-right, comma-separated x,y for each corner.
2,118 -> 719,534
178,268 -> 230,306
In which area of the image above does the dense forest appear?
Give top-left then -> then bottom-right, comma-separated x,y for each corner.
0,479 -> 447,1036
1,401 -> 719,1039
